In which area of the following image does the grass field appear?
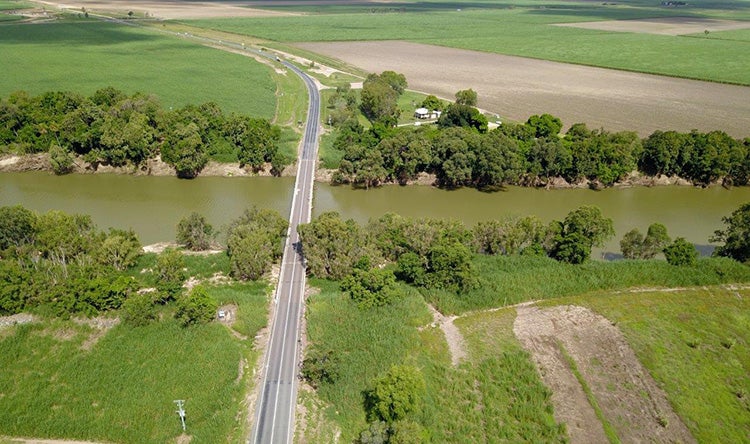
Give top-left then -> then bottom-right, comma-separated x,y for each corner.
187,4 -> 750,85
303,278 -> 566,442
553,286 -> 750,442
424,255 -> 750,314
0,19 -> 276,116
0,281 -> 270,443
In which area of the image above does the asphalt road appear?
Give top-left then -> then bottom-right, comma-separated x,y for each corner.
250,60 -> 320,444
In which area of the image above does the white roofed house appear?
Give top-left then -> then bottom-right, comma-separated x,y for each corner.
414,107 -> 442,119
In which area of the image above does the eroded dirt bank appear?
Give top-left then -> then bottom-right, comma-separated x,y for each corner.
514,304 -> 695,443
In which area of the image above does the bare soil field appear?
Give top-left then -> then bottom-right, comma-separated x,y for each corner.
34,0 -> 299,19
514,305 -> 695,444
298,41 -> 750,137
555,17 -> 750,36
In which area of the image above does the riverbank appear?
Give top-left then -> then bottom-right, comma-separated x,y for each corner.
0,153 -> 296,178
0,153 -> 712,189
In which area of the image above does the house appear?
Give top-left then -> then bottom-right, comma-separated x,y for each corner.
414,108 -> 442,120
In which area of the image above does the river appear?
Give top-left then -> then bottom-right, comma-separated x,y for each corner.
3,172 -> 750,255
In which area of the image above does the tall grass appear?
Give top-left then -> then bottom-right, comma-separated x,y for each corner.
425,255 -> 750,314
0,281 -> 269,442
305,279 -> 566,442
563,287 -> 750,442
0,20 -> 276,115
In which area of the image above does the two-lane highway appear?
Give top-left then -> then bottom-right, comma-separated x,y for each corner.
250,60 -> 320,443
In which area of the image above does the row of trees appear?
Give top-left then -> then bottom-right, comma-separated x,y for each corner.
299,202 -> 750,298
0,88 -> 288,178
327,79 -> 750,189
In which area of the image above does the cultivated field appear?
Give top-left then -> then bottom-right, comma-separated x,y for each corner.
555,16 -> 750,36
35,0 -> 299,19
299,40 -> 750,137
0,20 -> 276,116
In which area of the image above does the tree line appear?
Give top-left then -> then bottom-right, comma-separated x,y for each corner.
0,88 -> 288,178
326,74 -> 750,189
0,204 -> 289,325
298,203 -> 750,304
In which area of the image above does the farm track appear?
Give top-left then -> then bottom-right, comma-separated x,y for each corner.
298,40 -> 750,138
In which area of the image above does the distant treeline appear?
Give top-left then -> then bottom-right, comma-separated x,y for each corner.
0,88 -> 288,178
332,115 -> 750,189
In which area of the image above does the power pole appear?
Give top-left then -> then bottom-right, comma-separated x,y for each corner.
174,399 -> 186,432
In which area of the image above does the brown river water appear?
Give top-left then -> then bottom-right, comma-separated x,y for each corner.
3,172 -> 750,256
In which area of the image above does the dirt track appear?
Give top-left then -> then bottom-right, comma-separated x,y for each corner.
514,305 -> 695,444
298,40 -> 750,137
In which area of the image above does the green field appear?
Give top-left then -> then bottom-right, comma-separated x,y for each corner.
0,19 -> 276,116
0,280 -> 269,443
302,268 -> 750,442
301,278 -> 566,442
186,3 -> 750,85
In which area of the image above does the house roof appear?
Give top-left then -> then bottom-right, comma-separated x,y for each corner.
415,107 -> 429,114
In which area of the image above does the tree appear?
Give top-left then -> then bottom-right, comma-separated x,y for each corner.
361,74 -> 401,126
562,206 -> 615,249
527,137 -> 572,182
227,207 -> 288,259
379,71 -> 408,95
642,223 -> 671,258
437,104 -> 488,133
341,268 -> 400,308
298,212 -> 376,279
35,210 -> 102,265
49,143 -> 74,175
551,231 -> 590,264
366,365 -> 426,423
175,285 -> 217,327
454,89 -> 477,106
711,202 -> 750,262
155,248 -> 186,299
97,228 -> 142,271
663,237 -> 698,266
160,122 -> 208,178
177,212 -> 214,251
0,205 -> 37,250
358,421 -> 390,444
420,95 -> 444,112
228,227 -> 273,281
550,206 -> 614,264
620,228 -> 645,259
426,240 -> 476,292
395,252 -> 427,287
526,114 -> 562,139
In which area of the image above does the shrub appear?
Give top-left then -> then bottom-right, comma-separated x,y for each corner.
175,285 -> 217,327
176,212 -> 214,251
121,291 -> 159,327
664,237 -> 698,266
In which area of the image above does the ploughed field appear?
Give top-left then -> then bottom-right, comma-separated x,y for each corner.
298,40 -> 750,137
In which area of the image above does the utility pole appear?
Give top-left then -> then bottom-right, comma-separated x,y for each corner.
174,399 -> 186,432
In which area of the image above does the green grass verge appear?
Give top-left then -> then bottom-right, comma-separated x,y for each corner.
424,255 -> 750,314
187,5 -> 750,85
556,286 -> 750,442
0,20 -> 276,116
305,279 -> 566,442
